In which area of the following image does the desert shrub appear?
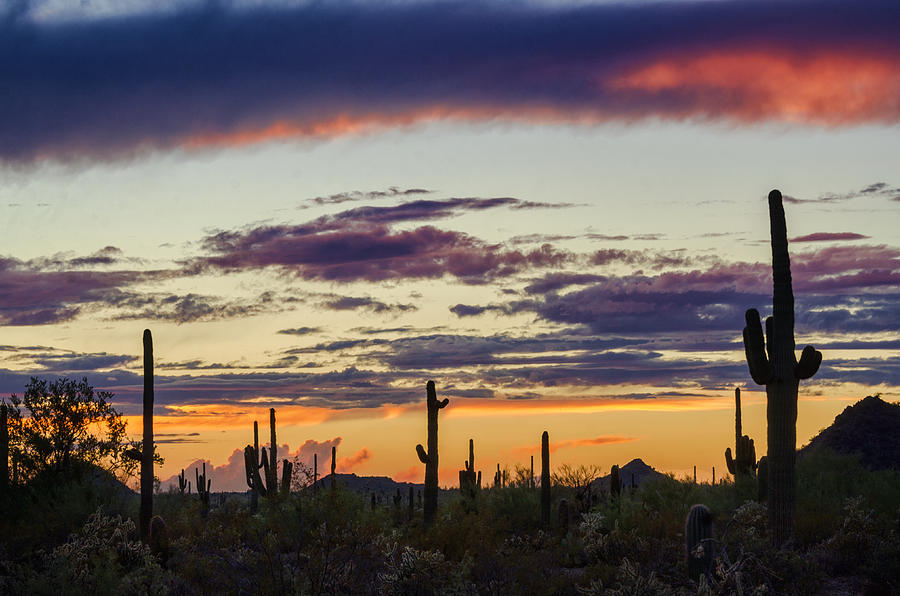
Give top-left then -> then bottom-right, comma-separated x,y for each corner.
20,509 -> 175,595
578,558 -> 676,596
797,447 -> 900,544
378,543 -> 475,595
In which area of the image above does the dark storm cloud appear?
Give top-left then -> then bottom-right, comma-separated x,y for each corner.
4,0 -> 899,162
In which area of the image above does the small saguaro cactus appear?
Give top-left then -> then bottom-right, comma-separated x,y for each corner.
712,467 -> 716,485
494,463 -> 501,488
743,190 -> 822,547
725,387 -> 757,478
541,431 -> 550,528
685,504 -> 714,581
331,445 -> 337,490
558,498 -> 569,532
178,469 -> 188,494
415,380 -> 448,528
693,466 -> 697,484
314,453 -> 318,492
149,515 -> 169,567
196,462 -> 211,515
530,455 -> 534,489
610,465 -> 621,499
458,438 -> 478,492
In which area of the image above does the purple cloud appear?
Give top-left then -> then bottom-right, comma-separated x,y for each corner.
790,232 -> 869,242
192,198 -> 574,283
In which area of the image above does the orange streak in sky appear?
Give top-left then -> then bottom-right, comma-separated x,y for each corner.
610,50 -> 900,125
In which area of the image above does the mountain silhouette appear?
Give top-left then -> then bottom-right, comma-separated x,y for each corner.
311,472 -> 423,494
593,458 -> 666,491
799,395 -> 900,470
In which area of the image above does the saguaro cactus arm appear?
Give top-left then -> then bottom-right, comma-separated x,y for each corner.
743,310 -> 772,385
796,346 -> 823,379
415,444 -> 429,464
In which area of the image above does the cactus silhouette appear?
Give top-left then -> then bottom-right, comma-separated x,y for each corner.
558,498 -> 569,532
149,515 -> 169,567
541,431 -> 550,527
196,462 -> 211,515
331,445 -> 336,490
743,190 -> 822,546
244,408 -> 290,503
139,330 -> 154,543
530,455 -> 534,489
757,456 -> 769,502
314,452 -> 318,493
494,463 -> 501,488
262,409 -> 277,493
1,404 -> 7,496
725,387 -> 757,478
281,459 -> 293,494
458,438 -> 478,492
610,464 -> 621,499
415,380 -> 448,528
178,469 -> 188,494
685,504 -> 714,581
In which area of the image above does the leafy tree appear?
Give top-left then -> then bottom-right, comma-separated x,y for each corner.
4,377 -> 136,482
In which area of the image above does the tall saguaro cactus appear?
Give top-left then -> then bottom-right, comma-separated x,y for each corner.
140,329 -> 154,543
743,189 -> 822,546
541,431 -> 550,527
415,380 -> 448,528
725,387 -> 757,478
1,404 -> 8,495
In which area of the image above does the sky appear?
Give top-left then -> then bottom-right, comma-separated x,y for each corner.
1,0 -> 898,491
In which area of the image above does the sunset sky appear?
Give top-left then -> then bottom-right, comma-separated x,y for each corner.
1,0 -> 898,491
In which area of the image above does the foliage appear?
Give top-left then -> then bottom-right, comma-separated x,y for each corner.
4,377 -> 132,482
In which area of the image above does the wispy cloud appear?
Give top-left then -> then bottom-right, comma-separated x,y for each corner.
790,232 -> 869,242
302,187 -> 433,208
513,435 -> 636,456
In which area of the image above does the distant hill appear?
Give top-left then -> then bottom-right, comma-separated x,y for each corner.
594,458 -> 666,490
311,473 -> 423,495
799,395 -> 900,470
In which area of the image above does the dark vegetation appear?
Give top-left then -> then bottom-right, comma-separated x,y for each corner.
1,190 -> 899,594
